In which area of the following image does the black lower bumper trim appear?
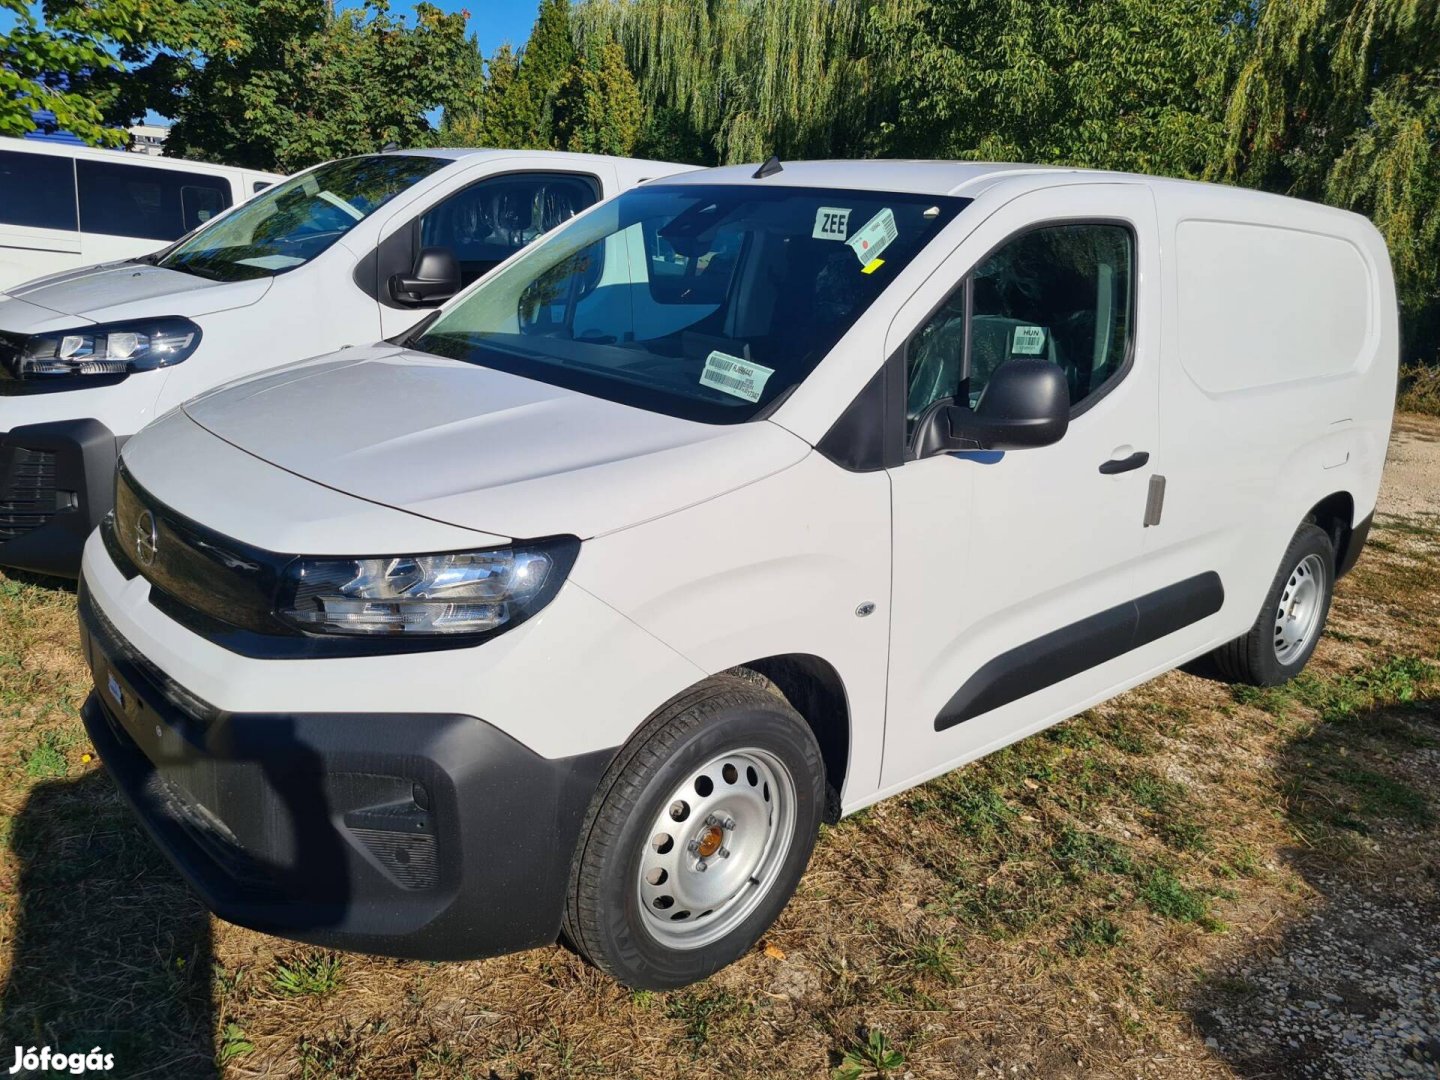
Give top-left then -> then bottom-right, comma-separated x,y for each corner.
0,418 -> 119,577
78,583 -> 615,960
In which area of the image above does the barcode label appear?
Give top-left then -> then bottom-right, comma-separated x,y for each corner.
847,208 -> 898,265
700,350 -> 776,403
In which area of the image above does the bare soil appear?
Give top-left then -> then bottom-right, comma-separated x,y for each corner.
0,417 -> 1437,1079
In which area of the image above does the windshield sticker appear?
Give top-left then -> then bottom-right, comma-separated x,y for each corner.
700,350 -> 775,403
847,208 -> 898,265
1011,325 -> 1047,355
813,207 -> 852,242
236,254 -> 305,270
317,190 -> 365,221
861,257 -> 885,275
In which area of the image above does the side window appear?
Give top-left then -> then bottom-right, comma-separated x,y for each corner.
76,160 -> 234,242
419,173 -> 599,288
906,223 -> 1133,430
0,150 -> 77,231
181,183 -> 229,230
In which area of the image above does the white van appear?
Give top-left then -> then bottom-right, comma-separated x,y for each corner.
78,161 -> 1396,990
0,136 -> 279,290
0,148 -> 691,574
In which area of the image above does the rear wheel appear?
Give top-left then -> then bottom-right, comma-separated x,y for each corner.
562,676 -> 824,989
1212,522 -> 1335,686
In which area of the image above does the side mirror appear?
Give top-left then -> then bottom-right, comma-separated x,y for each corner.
389,247 -> 460,306
915,359 -> 1070,456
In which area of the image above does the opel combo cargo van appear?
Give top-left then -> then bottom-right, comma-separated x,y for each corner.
0,136 -> 280,292
79,161 -> 1396,990
0,148 -> 690,575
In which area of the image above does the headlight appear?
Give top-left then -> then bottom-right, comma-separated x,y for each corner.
276,538 -> 579,637
7,317 -> 202,379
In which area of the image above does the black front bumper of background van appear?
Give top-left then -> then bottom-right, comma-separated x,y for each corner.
77,583 -> 615,960
0,419 -> 120,578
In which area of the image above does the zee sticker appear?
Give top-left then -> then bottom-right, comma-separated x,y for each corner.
700,350 -> 775,403
813,207 -> 852,241
1011,326 -> 1047,355
846,208 -> 898,265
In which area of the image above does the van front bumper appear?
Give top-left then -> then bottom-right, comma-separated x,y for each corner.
78,582 -> 615,960
0,419 -> 119,577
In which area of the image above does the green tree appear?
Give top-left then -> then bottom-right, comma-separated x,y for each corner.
574,0 -> 882,164
437,28 -> 488,146
553,40 -> 643,155
872,0 -> 1245,177
1,0 -> 129,145
47,0 -> 472,171
517,0 -> 575,143
1219,0 -> 1440,360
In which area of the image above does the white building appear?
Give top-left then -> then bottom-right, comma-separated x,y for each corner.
127,123 -> 169,156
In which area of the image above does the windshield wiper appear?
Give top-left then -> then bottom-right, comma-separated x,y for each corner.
163,259 -> 224,282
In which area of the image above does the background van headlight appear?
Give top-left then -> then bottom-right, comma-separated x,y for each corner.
277,539 -> 579,637
6,317 -> 202,379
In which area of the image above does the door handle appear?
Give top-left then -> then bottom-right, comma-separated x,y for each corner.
1099,450 -> 1150,475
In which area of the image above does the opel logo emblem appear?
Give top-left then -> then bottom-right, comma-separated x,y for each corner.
133,510 -> 159,568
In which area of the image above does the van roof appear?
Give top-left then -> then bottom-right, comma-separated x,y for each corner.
645,159 -> 1094,198
395,147 -> 678,168
644,159 -> 1327,211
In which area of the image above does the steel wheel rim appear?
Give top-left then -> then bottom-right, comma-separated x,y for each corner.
1274,553 -> 1326,665
636,747 -> 798,950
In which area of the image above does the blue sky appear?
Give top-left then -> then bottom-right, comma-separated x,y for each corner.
447,0 -> 543,57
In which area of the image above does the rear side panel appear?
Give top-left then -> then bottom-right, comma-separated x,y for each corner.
1144,181 -> 1398,647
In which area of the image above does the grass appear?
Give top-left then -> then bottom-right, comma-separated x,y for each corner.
1398,362 -> 1440,416
270,953 -> 344,998
833,1029 -> 905,1080
0,425 -> 1435,1077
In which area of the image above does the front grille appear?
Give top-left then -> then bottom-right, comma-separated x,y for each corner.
112,463 -> 291,635
0,445 -> 59,542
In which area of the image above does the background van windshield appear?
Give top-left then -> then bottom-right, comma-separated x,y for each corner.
413,184 -> 967,423
157,155 -> 449,282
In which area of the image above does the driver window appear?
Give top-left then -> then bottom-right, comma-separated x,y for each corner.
906,223 -> 1133,433
420,173 -> 599,288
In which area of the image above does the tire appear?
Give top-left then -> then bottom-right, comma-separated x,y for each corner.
1212,522 -> 1336,687
562,675 -> 825,989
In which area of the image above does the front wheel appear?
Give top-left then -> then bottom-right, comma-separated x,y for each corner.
1212,522 -> 1336,686
562,676 -> 825,989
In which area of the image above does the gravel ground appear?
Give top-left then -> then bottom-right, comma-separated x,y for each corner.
1190,412 -> 1440,1080
1199,876 -> 1440,1078
1381,416 -> 1440,517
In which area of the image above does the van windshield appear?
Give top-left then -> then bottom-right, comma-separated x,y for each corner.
156,155 -> 449,282
411,184 -> 968,423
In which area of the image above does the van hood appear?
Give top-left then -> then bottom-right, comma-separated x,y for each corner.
182,348 -> 812,540
0,261 -> 272,330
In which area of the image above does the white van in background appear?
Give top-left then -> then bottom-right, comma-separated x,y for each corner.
78,161 -> 1396,989
0,148 -> 692,575
0,137 -> 280,290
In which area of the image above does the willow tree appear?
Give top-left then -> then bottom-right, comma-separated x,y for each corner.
872,0 -> 1246,177
1220,0 -> 1440,360
573,0 -> 884,164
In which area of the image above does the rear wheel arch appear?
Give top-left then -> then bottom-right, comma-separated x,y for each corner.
1306,491 -> 1359,577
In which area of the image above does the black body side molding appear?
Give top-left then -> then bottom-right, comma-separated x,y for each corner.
934,571 -> 1224,732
